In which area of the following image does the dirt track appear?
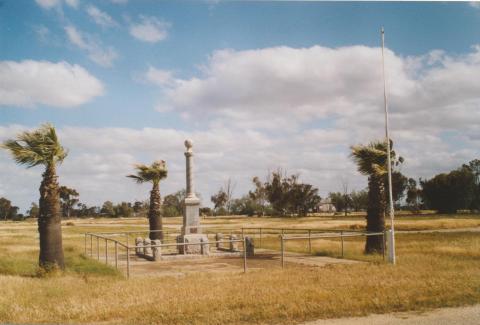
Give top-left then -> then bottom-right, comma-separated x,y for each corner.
305,305 -> 480,325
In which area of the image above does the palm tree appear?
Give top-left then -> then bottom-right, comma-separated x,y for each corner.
2,124 -> 67,269
350,140 -> 403,254
127,160 -> 168,240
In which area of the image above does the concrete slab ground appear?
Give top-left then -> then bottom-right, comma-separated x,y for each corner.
101,248 -> 361,278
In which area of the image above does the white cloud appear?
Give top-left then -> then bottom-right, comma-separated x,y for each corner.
110,0 -> 127,3
0,60 -> 104,108
470,2 -> 480,9
64,0 -> 79,8
156,46 -> 409,130
65,25 -> 118,67
35,0 -> 78,9
145,67 -> 174,86
157,45 -> 480,135
35,0 -> 60,9
129,16 -> 170,43
86,5 -> 118,28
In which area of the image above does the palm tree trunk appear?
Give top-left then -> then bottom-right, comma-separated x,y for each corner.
38,163 -> 64,269
149,182 -> 163,240
365,176 -> 386,254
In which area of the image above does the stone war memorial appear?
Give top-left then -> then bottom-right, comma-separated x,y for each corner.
128,138 -> 247,264
176,139 -> 209,255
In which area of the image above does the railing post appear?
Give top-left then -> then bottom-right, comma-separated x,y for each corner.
105,238 -> 108,264
97,236 -> 100,260
126,247 -> 130,279
382,231 -> 386,261
281,235 -> 285,269
183,237 -> 186,255
84,233 -> 87,255
126,233 -> 129,248
241,228 -> 244,239
115,241 -> 118,269
243,238 -> 247,273
259,228 -> 262,248
308,230 -> 312,254
341,231 -> 344,258
90,235 -> 93,257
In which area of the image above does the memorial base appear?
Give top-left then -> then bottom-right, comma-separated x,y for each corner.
183,196 -> 201,234
177,234 -> 209,255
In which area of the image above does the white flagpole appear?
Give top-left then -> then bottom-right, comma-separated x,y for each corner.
381,27 -> 396,264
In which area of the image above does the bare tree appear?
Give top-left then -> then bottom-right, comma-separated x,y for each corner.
224,178 -> 236,215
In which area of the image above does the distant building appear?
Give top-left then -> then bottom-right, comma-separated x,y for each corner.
319,198 -> 336,213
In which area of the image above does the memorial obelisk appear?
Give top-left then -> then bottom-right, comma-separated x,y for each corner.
177,139 -> 209,254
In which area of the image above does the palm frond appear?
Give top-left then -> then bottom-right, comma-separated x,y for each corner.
350,140 -> 402,178
127,160 -> 168,184
126,174 -> 146,184
1,123 -> 67,168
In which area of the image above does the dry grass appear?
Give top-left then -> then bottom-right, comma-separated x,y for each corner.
0,217 -> 479,324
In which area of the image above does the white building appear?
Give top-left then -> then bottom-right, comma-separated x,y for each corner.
318,198 -> 336,213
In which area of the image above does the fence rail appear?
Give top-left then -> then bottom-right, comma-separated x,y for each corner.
279,231 -> 386,268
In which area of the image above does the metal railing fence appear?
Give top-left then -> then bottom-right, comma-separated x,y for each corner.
84,227 -> 387,277
84,232 -> 247,278
279,231 -> 386,268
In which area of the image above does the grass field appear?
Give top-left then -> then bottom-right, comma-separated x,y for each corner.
0,214 -> 479,324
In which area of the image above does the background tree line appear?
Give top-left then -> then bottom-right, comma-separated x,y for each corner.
3,159 -> 479,221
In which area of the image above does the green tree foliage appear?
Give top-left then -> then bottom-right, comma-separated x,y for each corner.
390,171 -> 408,203
211,180 -> 235,215
27,202 -> 39,218
2,123 -> 67,269
349,190 -> 368,212
163,190 -> 186,217
260,171 -> 321,217
248,176 -> 268,216
406,178 -> 422,212
421,166 -> 477,213
351,140 -> 403,254
211,189 -> 228,213
264,171 -> 292,216
290,182 -> 321,216
59,186 -> 79,218
113,202 -> 134,218
329,192 -> 351,212
132,201 -> 149,217
127,160 -> 168,240
199,207 -> 213,216
0,197 -> 19,220
101,201 -> 115,216
230,195 -> 257,216
463,159 -> 480,210
74,203 -> 100,217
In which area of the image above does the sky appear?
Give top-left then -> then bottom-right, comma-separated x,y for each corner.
1,0 -> 480,212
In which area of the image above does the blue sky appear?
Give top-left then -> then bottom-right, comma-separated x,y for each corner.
1,0 -> 480,211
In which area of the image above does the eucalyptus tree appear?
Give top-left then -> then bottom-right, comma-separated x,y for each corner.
350,140 -> 403,254
127,160 -> 168,240
59,186 -> 79,218
2,124 -> 67,269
